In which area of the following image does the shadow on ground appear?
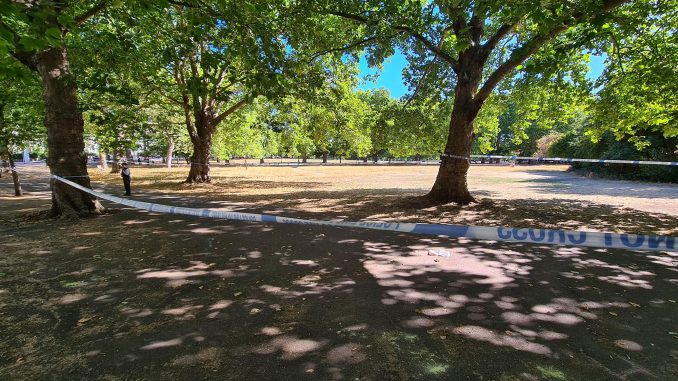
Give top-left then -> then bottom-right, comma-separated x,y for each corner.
1,207 -> 677,380
1,171 -> 677,380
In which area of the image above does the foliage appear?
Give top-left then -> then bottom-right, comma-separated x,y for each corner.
589,0 -> 677,150
212,99 -> 279,159
0,60 -> 44,154
550,127 -> 678,183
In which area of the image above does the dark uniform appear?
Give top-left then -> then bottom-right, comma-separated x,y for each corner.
121,164 -> 131,195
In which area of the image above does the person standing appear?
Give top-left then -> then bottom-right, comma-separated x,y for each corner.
121,162 -> 131,196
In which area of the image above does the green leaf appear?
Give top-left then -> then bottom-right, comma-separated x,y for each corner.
45,27 -> 62,41
19,35 -> 45,51
57,14 -> 75,27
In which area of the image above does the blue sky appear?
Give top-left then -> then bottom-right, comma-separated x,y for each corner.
358,49 -> 607,99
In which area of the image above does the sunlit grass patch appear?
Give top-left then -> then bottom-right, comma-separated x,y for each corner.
536,365 -> 567,380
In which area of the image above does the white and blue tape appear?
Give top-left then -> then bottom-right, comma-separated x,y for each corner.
472,155 -> 678,166
50,175 -> 675,252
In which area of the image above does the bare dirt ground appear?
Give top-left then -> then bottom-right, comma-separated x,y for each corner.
1,164 -> 677,380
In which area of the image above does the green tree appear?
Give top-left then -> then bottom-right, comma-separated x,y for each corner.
589,1 -> 677,150
212,100 -> 278,161
1,0 -> 117,215
0,60 -> 44,196
135,2 -> 315,183
311,0 -> 632,204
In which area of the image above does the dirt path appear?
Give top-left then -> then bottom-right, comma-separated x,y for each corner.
0,165 -> 676,380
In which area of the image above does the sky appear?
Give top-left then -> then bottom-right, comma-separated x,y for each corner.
358,49 -> 607,99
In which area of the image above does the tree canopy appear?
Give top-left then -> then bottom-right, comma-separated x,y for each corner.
1,0 -> 675,211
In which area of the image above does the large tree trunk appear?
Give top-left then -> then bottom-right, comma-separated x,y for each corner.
110,153 -> 122,173
8,154 -> 22,196
322,152 -> 328,163
34,47 -> 103,217
427,56 -> 484,205
186,133 -> 212,183
166,136 -> 175,169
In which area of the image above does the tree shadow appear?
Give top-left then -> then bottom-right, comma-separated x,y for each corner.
2,167 -> 677,379
1,210 -> 677,380
140,188 -> 676,236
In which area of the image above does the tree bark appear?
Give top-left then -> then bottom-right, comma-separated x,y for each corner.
34,47 -> 103,217
186,132 -> 212,183
427,54 -> 484,205
8,154 -> 22,196
302,155 -> 307,163
322,152 -> 328,163
110,153 -> 122,173
166,136 -> 175,169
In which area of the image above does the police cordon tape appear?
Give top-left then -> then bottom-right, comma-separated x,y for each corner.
48,174 -> 676,252
471,155 -> 678,166
102,156 -> 677,166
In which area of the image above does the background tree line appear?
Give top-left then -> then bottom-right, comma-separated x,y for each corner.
1,0 -> 675,215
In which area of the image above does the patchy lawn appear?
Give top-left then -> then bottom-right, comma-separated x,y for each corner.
1,164 -> 676,380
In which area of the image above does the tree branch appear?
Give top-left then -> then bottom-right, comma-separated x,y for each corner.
475,0 -> 631,104
326,10 -> 459,70
482,23 -> 517,54
309,36 -> 380,61
395,25 -> 458,69
73,0 -> 111,26
212,98 -> 248,126
325,10 -> 371,24
405,26 -> 453,106
173,60 -> 196,141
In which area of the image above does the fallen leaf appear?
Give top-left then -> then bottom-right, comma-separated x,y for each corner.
609,312 -> 618,316
77,317 -> 92,325
234,292 -> 242,297
629,302 -> 640,308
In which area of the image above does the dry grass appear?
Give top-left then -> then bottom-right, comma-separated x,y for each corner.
81,164 -> 678,236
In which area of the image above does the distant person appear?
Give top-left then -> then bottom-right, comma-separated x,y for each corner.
121,162 -> 132,196
510,154 -> 517,167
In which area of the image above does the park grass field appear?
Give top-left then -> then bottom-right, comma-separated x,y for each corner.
86,163 -> 678,234
1,164 -> 677,380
